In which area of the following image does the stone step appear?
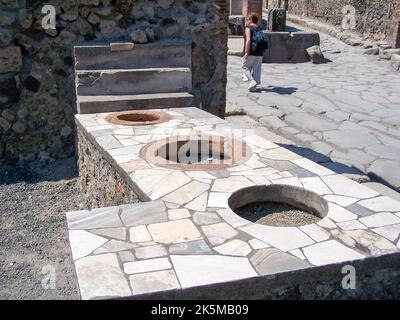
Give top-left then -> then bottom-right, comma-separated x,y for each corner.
74,40 -> 191,70
77,92 -> 194,114
76,67 -> 192,96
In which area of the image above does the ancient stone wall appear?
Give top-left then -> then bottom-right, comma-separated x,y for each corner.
0,0 -> 229,163
268,0 -> 399,45
77,126 -> 140,209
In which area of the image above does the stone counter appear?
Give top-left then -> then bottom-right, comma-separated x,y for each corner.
69,107 -> 400,299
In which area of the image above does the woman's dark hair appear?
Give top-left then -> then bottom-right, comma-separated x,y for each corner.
247,12 -> 259,24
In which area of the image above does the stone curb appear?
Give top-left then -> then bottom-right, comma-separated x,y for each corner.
285,14 -> 399,71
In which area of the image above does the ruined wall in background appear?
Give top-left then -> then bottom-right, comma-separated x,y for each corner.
269,0 -> 399,44
0,0 -> 229,163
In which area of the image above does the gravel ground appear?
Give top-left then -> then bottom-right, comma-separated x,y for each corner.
0,158 -> 82,300
235,202 -> 321,227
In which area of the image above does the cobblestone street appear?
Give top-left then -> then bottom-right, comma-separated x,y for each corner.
226,24 -> 400,191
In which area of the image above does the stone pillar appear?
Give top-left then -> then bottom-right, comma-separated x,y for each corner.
242,0 -> 263,18
282,0 -> 289,11
230,0 -> 243,15
390,5 -> 400,48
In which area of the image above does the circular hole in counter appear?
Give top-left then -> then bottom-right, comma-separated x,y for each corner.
228,184 -> 328,227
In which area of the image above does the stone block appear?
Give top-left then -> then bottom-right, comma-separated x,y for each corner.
74,40 -> 191,70
170,255 -> 257,288
110,42 -> 135,52
76,67 -> 192,96
391,54 -> 400,71
75,253 -> 131,300
120,201 -> 167,227
250,248 -> 310,275
306,45 -> 325,64
0,27 -> 12,47
268,9 -> 286,32
77,92 -> 194,114
0,46 -> 22,73
0,75 -> 19,103
263,32 -> 320,63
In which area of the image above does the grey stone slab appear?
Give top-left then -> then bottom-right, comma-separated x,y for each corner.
90,129 -> 114,137
244,105 -> 285,119
135,245 -> 167,259
362,183 -> 400,202
279,126 -> 301,136
368,159 -> 400,190
118,251 -> 135,263
330,149 -> 375,171
214,239 -> 252,257
260,159 -> 298,172
193,212 -> 222,225
211,176 -> 255,193
303,240 -> 365,266
93,239 -> 137,254
171,255 -> 257,288
337,220 -> 367,231
75,253 -> 131,300
120,201 -> 167,227
372,224 -> 400,242
162,180 -> 209,205
285,113 -> 339,132
174,106 -> 219,119
358,196 -> 400,212
321,162 -> 364,176
124,258 -> 171,274
169,240 -> 212,255
257,92 -> 303,109
67,207 -> 122,230
69,230 -> 108,261
91,227 -> 126,241
108,145 -> 142,157
359,213 -> 400,228
259,116 -> 287,129
284,146 -> 331,163
335,229 -> 398,256
328,203 -> 358,222
201,223 -> 239,246
309,141 -> 334,155
321,175 -> 379,199
148,219 -> 202,244
95,134 -> 123,150
240,224 -> 314,252
295,133 -> 318,143
131,169 -> 192,200
289,167 -> 318,178
74,41 -> 191,70
76,68 -> 192,96
129,270 -> 180,295
291,158 -> 333,176
78,93 -> 194,114
325,110 -> 350,122
324,129 -> 379,149
346,203 -> 376,217
250,248 -> 311,275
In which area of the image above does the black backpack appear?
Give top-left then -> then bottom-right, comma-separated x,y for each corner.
250,27 -> 268,53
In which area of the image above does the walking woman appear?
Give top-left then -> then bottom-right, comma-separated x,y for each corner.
242,12 -> 268,92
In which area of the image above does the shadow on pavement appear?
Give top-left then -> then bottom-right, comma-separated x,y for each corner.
281,144 -> 367,176
256,86 -> 298,95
